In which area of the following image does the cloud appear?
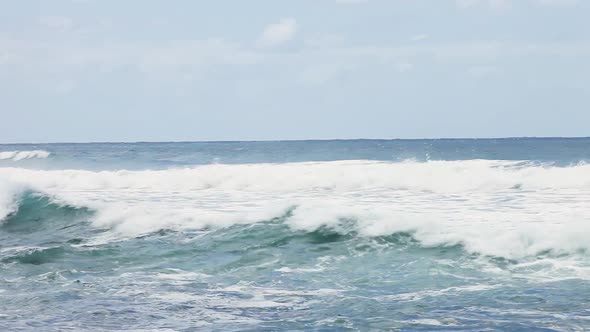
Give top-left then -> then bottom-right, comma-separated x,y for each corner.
411,34 -> 429,42
3,36 -> 590,94
258,18 -> 298,47
0,38 -> 263,77
3,39 -> 590,72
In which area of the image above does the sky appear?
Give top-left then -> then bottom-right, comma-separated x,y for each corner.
0,0 -> 589,143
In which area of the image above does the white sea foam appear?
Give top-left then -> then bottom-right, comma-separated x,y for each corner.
0,150 -> 50,161
1,160 -> 590,259
0,178 -> 23,220
381,284 -> 500,302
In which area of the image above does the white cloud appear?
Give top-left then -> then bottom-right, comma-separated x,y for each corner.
4,39 -> 590,69
258,18 -> 298,47
0,38 -> 263,76
411,34 -> 429,42
3,37 -> 590,93
3,39 -> 590,71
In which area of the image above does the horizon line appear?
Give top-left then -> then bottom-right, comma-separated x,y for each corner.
1,136 -> 590,145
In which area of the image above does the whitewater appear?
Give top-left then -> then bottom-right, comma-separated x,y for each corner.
1,139 -> 590,330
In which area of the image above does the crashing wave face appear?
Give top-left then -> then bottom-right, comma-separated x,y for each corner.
2,159 -> 590,259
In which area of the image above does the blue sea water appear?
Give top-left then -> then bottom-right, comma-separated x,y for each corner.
1,138 -> 590,331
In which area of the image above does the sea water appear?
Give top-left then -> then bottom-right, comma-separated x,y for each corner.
1,139 -> 590,331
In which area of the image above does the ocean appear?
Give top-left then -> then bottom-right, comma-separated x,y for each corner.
1,138 -> 590,331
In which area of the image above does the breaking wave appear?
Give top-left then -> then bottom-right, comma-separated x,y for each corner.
2,159 -> 590,259
1,159 -> 589,192
0,150 -> 51,161
1,192 -> 91,231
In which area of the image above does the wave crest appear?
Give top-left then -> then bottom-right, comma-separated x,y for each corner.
1,159 -> 590,192
0,150 -> 51,161
2,160 -> 590,259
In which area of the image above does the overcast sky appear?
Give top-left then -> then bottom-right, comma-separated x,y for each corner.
1,0 -> 589,143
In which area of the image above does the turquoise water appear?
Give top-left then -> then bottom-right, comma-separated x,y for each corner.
1,139 -> 590,331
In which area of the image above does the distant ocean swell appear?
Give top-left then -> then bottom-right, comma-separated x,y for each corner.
2,160 -> 590,260
0,150 -> 50,161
